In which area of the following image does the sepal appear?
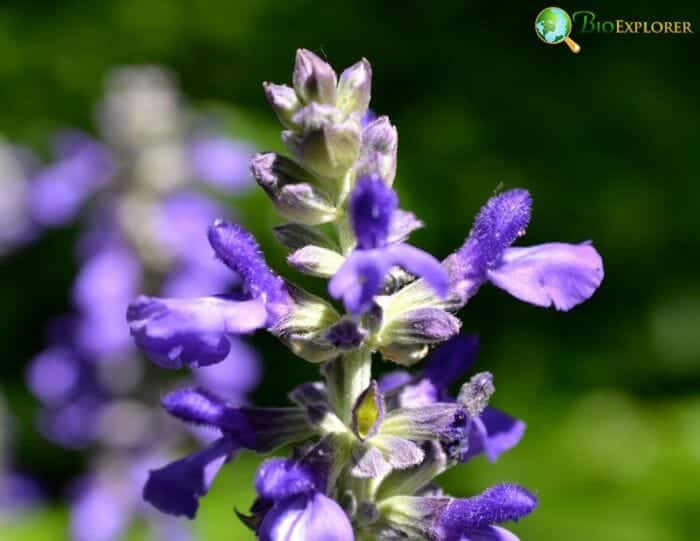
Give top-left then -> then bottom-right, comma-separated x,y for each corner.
262,83 -> 301,129
287,245 -> 345,278
293,49 -> 338,105
337,58 -> 372,115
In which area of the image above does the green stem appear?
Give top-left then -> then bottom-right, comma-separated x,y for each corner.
325,347 -> 373,425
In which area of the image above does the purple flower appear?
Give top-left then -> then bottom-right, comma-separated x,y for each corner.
143,388 -> 313,517
127,295 -> 267,369
27,131 -> 114,227
254,442 -> 353,541
143,436 -> 236,519
188,136 -> 254,193
329,177 -> 448,314
73,241 -> 142,361
450,189 -> 604,311
380,335 -> 525,463
128,221 -> 290,369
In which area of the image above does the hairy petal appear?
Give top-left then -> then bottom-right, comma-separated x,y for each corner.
436,484 -> 537,537
487,242 -> 604,311
207,220 -> 288,306
458,190 -> 532,276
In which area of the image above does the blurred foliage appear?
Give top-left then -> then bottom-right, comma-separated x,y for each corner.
1,0 -> 699,539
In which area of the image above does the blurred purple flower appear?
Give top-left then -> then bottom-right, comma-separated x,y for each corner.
27,131 -> 114,227
188,136 -> 254,193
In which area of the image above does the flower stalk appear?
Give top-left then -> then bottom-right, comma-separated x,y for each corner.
125,49 -> 604,540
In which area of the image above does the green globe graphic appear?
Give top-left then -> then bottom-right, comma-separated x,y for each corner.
535,7 -> 572,44
535,6 -> 581,53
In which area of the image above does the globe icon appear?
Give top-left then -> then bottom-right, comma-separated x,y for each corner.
535,6 -> 581,53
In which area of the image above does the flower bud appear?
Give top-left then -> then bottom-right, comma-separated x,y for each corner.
287,245 -> 344,278
293,49 -> 338,105
291,103 -> 342,131
284,117 -> 362,180
377,308 -> 461,347
269,285 -> 341,363
251,152 -> 338,224
337,58 -> 372,115
263,82 -> 301,129
356,115 -> 398,185
379,343 -> 429,366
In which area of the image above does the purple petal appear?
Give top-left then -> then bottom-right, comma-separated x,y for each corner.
398,379 -> 439,408
28,132 -> 114,227
458,190 -> 531,277
386,243 -> 449,298
422,335 -> 480,394
329,250 -> 389,315
387,209 -> 424,244
188,136 -> 254,192
487,242 -> 604,311
259,492 -> 354,541
461,408 -> 526,463
70,479 -> 131,541
378,371 -> 412,393
350,175 -> 397,249
462,526 -> 520,541
207,221 -> 288,308
326,319 -> 367,350
143,436 -> 236,519
437,484 -> 537,537
127,295 -> 267,368
160,388 -> 252,438
255,458 -> 317,501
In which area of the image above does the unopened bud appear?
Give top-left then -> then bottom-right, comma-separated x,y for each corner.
284,115 -> 361,180
288,245 -> 345,278
293,49 -> 338,105
379,343 -> 429,366
251,152 -> 337,224
378,308 -> 461,347
263,82 -> 301,129
337,59 -> 372,115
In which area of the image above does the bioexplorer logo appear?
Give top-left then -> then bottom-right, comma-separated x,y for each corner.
535,6 -> 694,54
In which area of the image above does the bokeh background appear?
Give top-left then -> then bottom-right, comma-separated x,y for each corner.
1,1 -> 699,539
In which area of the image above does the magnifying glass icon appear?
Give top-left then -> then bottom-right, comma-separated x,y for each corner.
535,7 -> 581,54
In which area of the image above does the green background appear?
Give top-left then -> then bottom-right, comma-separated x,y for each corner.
1,1 -> 699,539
